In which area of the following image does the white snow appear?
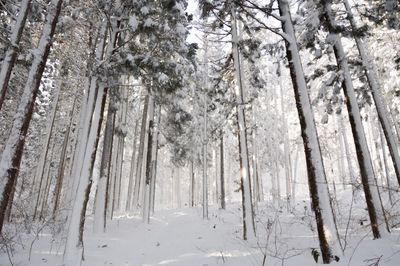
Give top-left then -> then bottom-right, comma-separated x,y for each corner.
129,16 -> 139,32
2,202 -> 400,265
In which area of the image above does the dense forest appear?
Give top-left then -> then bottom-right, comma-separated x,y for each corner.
0,0 -> 399,265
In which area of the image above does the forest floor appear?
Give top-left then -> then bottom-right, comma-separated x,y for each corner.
1,194 -> 400,265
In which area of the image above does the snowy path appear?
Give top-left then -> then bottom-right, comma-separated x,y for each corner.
83,207 -> 262,266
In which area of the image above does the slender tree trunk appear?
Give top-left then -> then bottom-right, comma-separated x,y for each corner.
279,63 -> 293,211
133,94 -> 150,209
322,0 -> 388,239
52,88 -> 81,217
336,115 -> 347,189
32,75 -> 62,220
63,18 -> 114,265
39,141 -> 57,220
190,157 -> 195,207
93,93 -> 117,232
143,95 -> 155,223
339,113 -> 357,185
0,0 -> 63,233
150,105 -> 161,214
343,0 -> 400,187
231,5 -> 255,241
0,0 -> 31,111
125,119 -> 140,211
379,126 -> 393,204
220,133 -> 226,210
278,0 -> 342,262
251,104 -> 260,204
202,37 -> 209,220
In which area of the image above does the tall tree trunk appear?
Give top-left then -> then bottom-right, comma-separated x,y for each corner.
231,5 -> 256,241
143,95 -> 155,223
190,156 -> 195,207
62,18 -> 113,265
52,91 -> 80,217
32,75 -> 62,220
251,104 -> 261,203
279,62 -> 293,211
202,37 -> 209,220
220,133 -> 226,210
0,0 -> 31,111
150,105 -> 161,214
133,94 -> 150,209
0,0 -> 63,233
343,0 -> 400,187
125,119 -> 140,212
322,0 -> 388,239
93,92 -> 117,233
277,0 -> 342,262
39,140 -> 57,220
379,126 -> 393,204
338,113 -> 357,185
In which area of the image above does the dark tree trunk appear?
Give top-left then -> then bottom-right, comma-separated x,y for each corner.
0,0 -> 63,233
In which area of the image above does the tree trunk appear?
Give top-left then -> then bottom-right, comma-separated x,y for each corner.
93,92 -> 117,232
278,0 -> 342,262
0,0 -> 31,111
143,94 -> 155,223
150,105 -> 161,214
133,94 -> 150,209
322,0 -> 388,239
379,126 -> 393,204
62,18 -> 114,265
202,37 -> 209,220
0,0 -> 63,233
279,64 -> 293,211
220,133 -> 226,210
125,119 -> 140,212
231,5 -> 256,241
343,0 -> 400,187
32,75 -> 62,220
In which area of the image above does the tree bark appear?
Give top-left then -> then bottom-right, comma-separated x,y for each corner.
133,94 -> 150,209
0,0 -> 31,111
0,0 -> 63,233
343,0 -> 400,187
231,5 -> 255,240
322,0 -> 388,239
277,0 -> 342,262
125,118 -> 140,211
143,94 -> 155,223
220,133 -> 226,210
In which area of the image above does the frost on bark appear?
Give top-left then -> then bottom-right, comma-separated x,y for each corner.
231,5 -> 255,241
93,90 -> 116,233
322,0 -> 388,239
62,18 -> 113,265
343,0 -> 400,187
0,0 -> 63,233
278,0 -> 341,262
0,0 -> 31,111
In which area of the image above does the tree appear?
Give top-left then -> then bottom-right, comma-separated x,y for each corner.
277,0 -> 341,262
320,0 -> 389,239
342,0 -> 400,187
0,0 -> 31,111
0,0 -> 63,234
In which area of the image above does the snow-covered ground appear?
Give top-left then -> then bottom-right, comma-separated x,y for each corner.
1,200 -> 400,265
